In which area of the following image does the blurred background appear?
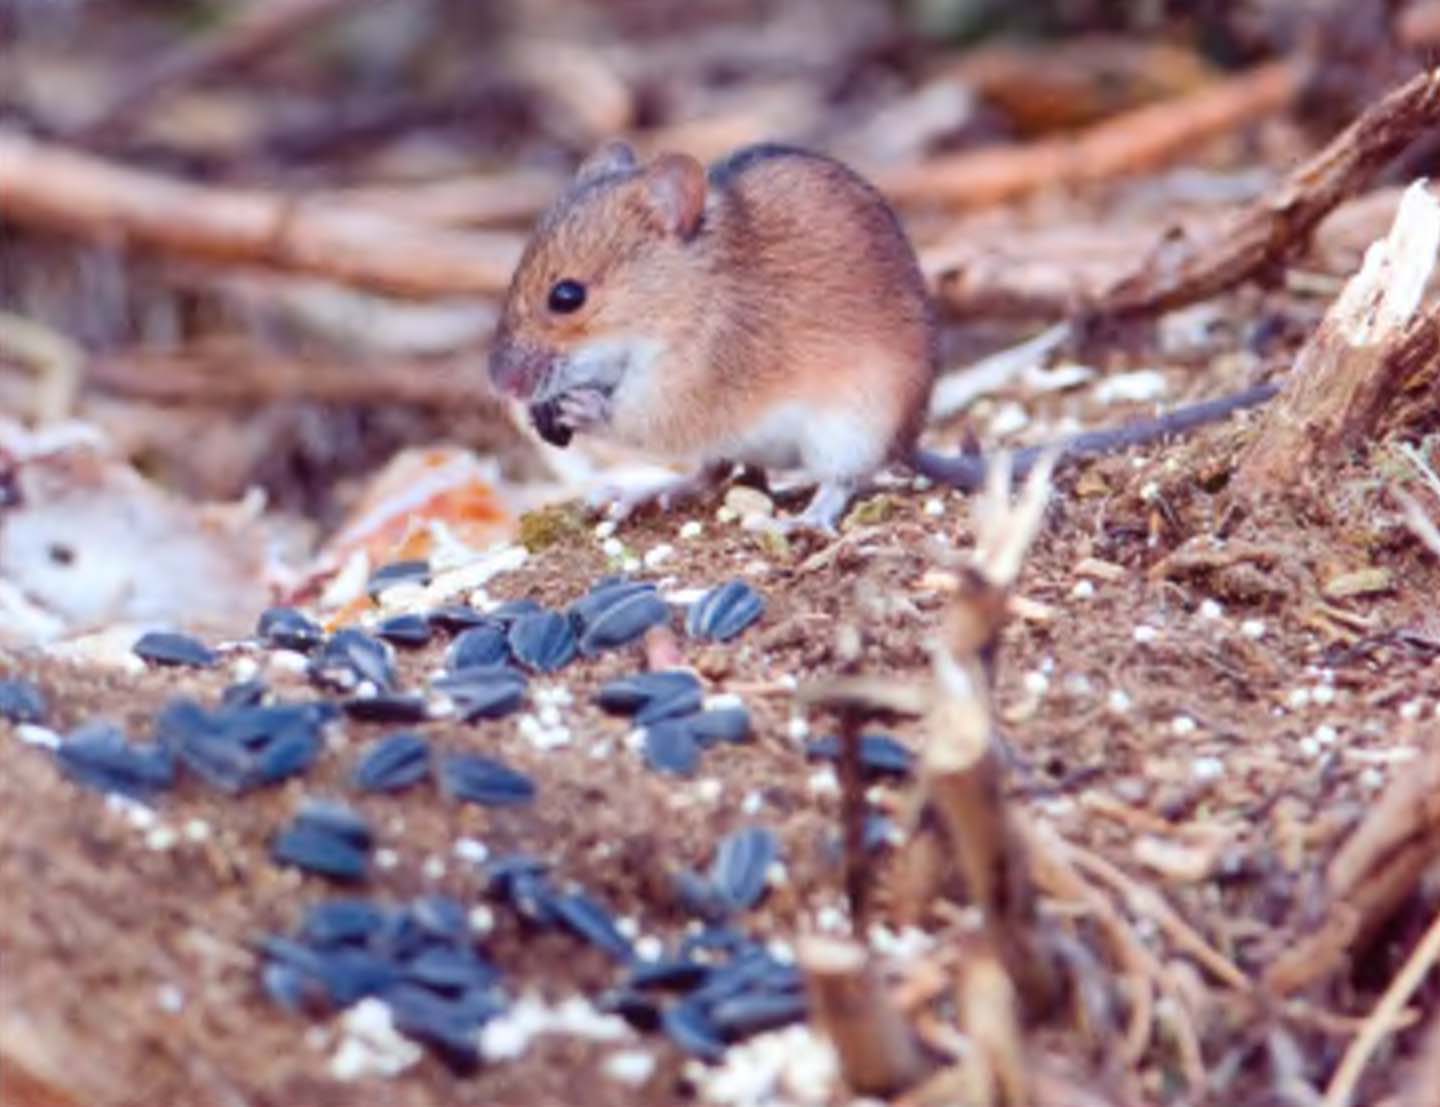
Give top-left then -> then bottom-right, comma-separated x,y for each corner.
0,0 -> 1432,529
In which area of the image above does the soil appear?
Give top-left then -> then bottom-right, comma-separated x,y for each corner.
5,372 -> 1440,1107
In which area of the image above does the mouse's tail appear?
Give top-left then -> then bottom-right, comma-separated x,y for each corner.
910,381 -> 1280,491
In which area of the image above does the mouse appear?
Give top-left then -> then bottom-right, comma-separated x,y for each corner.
488,140 -> 1276,532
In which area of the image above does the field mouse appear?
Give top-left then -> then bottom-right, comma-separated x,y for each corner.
489,141 -> 1275,531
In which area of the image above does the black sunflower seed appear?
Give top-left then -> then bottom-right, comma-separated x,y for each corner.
341,693 -> 429,725
506,611 -> 577,673
55,722 -> 175,800
257,606 -> 324,652
402,946 -> 499,995
433,666 -> 527,721
380,982 -> 489,1074
134,630 -> 217,668
804,733 -> 914,777
261,959 -> 329,1014
629,959 -> 711,992
376,613 -> 433,648
709,827 -> 778,914
529,399 -> 572,447
271,802 -> 373,881
598,987 -> 661,1031
428,604 -> 492,633
488,598 -> 546,624
446,625 -> 510,671
411,895 -> 469,943
709,992 -> 807,1038
643,719 -> 701,776
0,678 -> 47,724
438,753 -> 536,806
301,898 -> 389,947
156,699 -> 330,793
662,999 -> 727,1060
353,732 -> 430,793
368,559 -> 430,598
551,891 -> 634,962
569,578 -> 650,628
686,580 -> 765,642
577,587 -> 670,656
689,707 -> 751,745
220,678 -> 268,708
311,628 -> 395,692
595,670 -> 702,718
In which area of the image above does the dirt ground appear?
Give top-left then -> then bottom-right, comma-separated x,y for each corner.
5,361 -> 1440,1106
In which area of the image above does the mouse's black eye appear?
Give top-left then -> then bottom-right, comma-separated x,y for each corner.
547,279 -> 586,314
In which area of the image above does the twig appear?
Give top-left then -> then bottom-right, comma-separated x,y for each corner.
1091,67 -> 1440,325
71,0 -> 376,142
1320,903 -> 1440,1107
799,936 -> 928,1096
1065,842 -> 1251,992
1236,178 -> 1440,494
877,61 -> 1297,211
0,130 -> 523,298
87,351 -> 510,413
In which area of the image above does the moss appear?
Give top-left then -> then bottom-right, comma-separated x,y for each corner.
847,494 -> 900,528
517,503 -> 590,553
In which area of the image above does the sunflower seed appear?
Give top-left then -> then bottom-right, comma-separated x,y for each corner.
804,733 -> 914,776
134,631 -> 217,668
368,559 -> 430,598
375,613 -> 433,648
643,719 -> 701,776
271,802 -> 373,881
447,625 -> 510,671
428,604 -> 492,632
0,678 -> 47,724
301,898 -> 389,947
686,580 -> 765,642
438,753 -> 536,807
573,582 -> 670,656
689,708 -> 751,745
550,891 -> 634,962
55,722 -> 175,800
662,999 -> 726,1059
257,607 -> 324,652
312,629 -> 395,692
220,678 -> 268,708
708,992 -> 807,1038
709,827 -> 778,914
341,694 -> 429,725
353,732 -> 430,793
507,611 -> 577,673
595,671 -> 702,718
432,666 -> 527,721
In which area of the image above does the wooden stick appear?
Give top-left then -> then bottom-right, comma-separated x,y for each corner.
876,61 -> 1298,211
1320,903 -> 1440,1107
0,130 -> 523,298
1235,178 -> 1440,495
1092,67 -> 1440,325
798,935 -> 927,1096
71,0 -> 376,141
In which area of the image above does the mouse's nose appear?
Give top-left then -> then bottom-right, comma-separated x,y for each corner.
487,339 -> 547,399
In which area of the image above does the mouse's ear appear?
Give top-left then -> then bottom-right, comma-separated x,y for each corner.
575,140 -> 639,185
641,153 -> 707,239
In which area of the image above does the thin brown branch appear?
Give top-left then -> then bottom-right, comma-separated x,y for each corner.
71,0 -> 377,142
0,130 -> 523,298
1091,66 -> 1440,324
876,60 -> 1297,211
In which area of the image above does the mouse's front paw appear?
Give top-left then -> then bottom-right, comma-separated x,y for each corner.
557,388 -> 612,431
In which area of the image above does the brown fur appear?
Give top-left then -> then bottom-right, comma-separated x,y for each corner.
489,143 -> 937,465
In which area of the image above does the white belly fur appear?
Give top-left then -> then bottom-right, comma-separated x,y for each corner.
716,402 -> 886,481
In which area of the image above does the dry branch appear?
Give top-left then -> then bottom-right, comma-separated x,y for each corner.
876,60 -> 1297,211
799,936 -> 927,1096
1235,179 -> 1440,495
0,131 -> 523,298
87,351 -> 505,413
71,0 -> 376,141
1265,735 -> 1440,997
1091,67 -> 1440,325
